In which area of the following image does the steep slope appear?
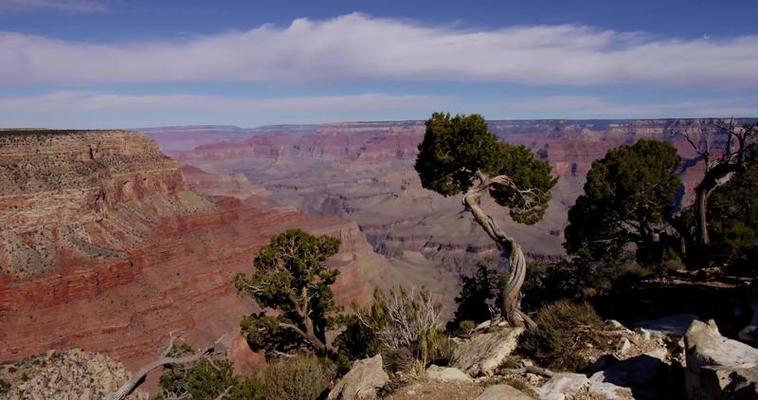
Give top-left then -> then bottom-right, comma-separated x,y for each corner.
0,130 -> 400,371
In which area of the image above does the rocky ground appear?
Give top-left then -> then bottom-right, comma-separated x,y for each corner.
328,313 -> 758,400
0,349 -> 147,400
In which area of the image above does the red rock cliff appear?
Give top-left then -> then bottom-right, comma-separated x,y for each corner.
0,130 -> 380,372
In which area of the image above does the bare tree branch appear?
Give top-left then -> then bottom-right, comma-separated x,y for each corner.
107,334 -> 226,400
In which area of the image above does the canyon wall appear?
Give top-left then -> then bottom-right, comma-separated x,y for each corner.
0,130 -> 394,371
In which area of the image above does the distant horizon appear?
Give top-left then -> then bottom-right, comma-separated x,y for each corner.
5,115 -> 758,133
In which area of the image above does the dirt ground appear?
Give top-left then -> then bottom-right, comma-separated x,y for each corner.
384,380 -> 483,400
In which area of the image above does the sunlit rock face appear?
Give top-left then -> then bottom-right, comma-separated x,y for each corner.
0,129 -> 385,371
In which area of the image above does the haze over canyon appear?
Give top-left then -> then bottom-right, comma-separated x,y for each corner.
0,118 -> 741,373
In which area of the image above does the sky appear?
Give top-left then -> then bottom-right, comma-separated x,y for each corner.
0,0 -> 757,128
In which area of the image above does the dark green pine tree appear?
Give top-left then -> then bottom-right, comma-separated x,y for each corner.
235,229 -> 341,357
564,139 -> 682,265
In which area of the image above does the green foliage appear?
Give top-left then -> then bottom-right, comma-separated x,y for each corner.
708,144 -> 758,274
522,260 -> 593,309
446,263 -> 502,333
157,358 -> 266,400
334,314 -> 379,363
235,229 -> 342,355
565,139 -> 682,264
519,300 -> 613,371
415,112 -> 556,224
263,355 -> 335,400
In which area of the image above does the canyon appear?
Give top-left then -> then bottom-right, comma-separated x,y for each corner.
159,119 -> 735,276
0,130 -> 416,373
0,119 -> 743,381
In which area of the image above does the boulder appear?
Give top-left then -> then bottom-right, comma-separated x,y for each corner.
589,347 -> 673,399
539,372 -> 633,400
328,355 -> 389,400
739,284 -> 758,347
425,365 -> 473,383
684,319 -> 758,400
451,327 -> 524,377
476,384 -> 532,400
634,313 -> 698,337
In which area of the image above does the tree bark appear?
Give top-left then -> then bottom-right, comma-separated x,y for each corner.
695,187 -> 711,246
463,172 -> 536,329
279,322 -> 336,356
694,166 -> 738,247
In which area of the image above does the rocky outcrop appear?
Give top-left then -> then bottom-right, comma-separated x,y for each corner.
0,348 -> 148,400
0,130 -> 207,276
634,313 -> 698,337
328,354 -> 389,400
451,327 -> 524,377
539,372 -> 634,400
739,284 -> 758,347
684,319 -> 758,400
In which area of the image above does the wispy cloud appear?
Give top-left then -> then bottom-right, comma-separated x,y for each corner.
0,91 -> 447,112
0,13 -> 757,87
0,0 -> 108,13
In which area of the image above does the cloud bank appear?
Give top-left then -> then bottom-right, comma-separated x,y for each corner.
1,13 -> 757,87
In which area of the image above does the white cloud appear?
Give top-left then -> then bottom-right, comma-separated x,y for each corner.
0,0 -> 107,13
1,13 -> 757,87
0,91 -> 447,112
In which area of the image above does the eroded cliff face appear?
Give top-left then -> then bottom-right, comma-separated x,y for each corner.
0,130 -> 217,277
0,130 -> 391,371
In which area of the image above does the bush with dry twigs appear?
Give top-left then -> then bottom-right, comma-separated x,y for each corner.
518,300 -> 618,371
349,286 -> 448,373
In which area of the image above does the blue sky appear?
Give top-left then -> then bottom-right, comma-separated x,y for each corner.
1,0 -> 757,128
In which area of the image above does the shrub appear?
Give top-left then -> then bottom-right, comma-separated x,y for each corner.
355,287 -> 445,372
519,300 -> 613,371
446,263 -> 501,333
263,355 -> 335,400
334,314 -> 379,364
158,357 -> 266,400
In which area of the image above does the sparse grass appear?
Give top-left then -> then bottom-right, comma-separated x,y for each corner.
263,355 -> 335,400
519,300 -> 613,371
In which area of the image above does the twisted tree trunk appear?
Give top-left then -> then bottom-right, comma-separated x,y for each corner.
463,173 -> 536,329
694,165 -> 738,247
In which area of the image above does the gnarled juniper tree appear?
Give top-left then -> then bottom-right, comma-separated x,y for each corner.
564,139 -> 682,265
414,112 -> 556,328
235,229 -> 341,357
677,121 -> 756,248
